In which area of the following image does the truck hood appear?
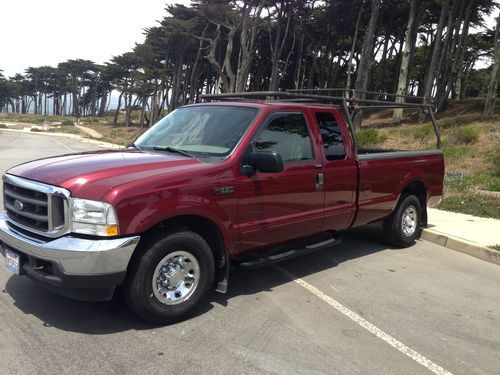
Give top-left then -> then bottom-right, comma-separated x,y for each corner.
7,150 -> 207,199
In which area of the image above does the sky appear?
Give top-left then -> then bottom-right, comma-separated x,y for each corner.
1,0 -> 498,78
0,0 -> 190,77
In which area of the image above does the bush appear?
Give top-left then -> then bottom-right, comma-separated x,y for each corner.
442,145 -> 472,159
486,150 -> 500,166
447,126 -> 479,145
61,119 -> 75,126
0,123 -> 7,128
30,128 -> 42,132
413,123 -> 434,140
356,128 -> 388,147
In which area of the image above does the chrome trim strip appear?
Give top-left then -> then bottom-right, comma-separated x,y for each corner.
3,174 -> 71,238
0,212 -> 139,275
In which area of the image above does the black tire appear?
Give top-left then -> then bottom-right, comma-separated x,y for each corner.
123,230 -> 215,325
383,194 -> 422,248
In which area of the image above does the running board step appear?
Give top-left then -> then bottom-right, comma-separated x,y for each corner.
234,233 -> 342,269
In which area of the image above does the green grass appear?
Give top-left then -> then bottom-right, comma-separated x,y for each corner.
30,128 -> 42,132
0,112 -> 75,124
437,193 -> 500,219
490,245 -> 500,252
470,171 -> 500,192
412,123 -> 434,140
0,123 -> 7,128
445,171 -> 500,192
442,144 -> 473,159
60,119 -> 75,126
485,149 -> 500,165
356,128 -> 388,147
47,127 -> 80,135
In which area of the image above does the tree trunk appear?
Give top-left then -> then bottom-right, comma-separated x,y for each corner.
294,34 -> 304,89
374,32 -> 390,92
393,0 -> 420,122
235,2 -> 265,92
353,0 -> 380,129
189,25 -> 208,101
346,1 -> 364,92
436,0 -> 465,111
423,0 -> 450,100
453,0 -> 474,100
98,90 -> 108,117
202,24 -> 230,93
113,91 -> 124,125
484,15 -> 500,116
125,88 -> 133,127
354,0 -> 381,94
268,1 -> 292,91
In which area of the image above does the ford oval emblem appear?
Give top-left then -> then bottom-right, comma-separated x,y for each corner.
14,200 -> 24,211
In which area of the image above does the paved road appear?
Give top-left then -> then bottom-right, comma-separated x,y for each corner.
0,131 -> 499,375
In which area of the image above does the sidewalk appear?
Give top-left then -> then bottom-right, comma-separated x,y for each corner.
422,208 -> 500,266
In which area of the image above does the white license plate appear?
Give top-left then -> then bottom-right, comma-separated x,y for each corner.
5,249 -> 20,275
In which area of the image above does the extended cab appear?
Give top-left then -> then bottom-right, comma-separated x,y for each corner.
0,93 -> 444,323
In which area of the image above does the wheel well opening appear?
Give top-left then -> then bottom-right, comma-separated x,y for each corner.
145,215 -> 226,269
402,180 -> 428,226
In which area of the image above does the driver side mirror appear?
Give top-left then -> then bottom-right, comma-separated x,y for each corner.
245,151 -> 284,174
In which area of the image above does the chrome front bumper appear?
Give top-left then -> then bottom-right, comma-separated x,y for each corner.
0,211 -> 139,276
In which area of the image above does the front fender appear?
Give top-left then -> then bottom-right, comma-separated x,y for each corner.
107,186 -> 238,253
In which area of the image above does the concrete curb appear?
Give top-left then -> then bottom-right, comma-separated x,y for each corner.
422,228 -> 500,266
1,128 -> 122,149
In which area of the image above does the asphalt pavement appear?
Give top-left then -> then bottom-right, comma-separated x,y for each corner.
0,130 -> 499,375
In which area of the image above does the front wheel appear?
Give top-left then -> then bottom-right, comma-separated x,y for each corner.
123,231 -> 215,324
383,194 -> 422,247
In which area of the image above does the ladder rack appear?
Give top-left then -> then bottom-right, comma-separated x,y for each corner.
199,89 -> 441,149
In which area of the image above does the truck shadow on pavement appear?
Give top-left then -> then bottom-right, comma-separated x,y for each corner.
5,224 -> 396,333
214,224 -> 392,304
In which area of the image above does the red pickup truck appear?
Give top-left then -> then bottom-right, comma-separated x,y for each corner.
0,92 -> 444,323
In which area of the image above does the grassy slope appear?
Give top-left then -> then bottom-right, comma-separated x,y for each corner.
360,99 -> 500,219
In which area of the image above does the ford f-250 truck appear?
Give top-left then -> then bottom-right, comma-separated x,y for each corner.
0,91 -> 444,324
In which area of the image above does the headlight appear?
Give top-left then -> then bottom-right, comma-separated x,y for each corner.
70,198 -> 119,236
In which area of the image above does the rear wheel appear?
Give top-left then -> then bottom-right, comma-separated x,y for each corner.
383,194 -> 422,247
123,230 -> 214,324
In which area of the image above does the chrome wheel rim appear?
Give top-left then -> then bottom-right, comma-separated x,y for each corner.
401,205 -> 417,236
152,251 -> 200,305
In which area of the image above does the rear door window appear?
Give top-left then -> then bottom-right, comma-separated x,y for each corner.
315,112 -> 346,160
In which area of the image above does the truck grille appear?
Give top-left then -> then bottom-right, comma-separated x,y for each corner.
2,174 -> 70,238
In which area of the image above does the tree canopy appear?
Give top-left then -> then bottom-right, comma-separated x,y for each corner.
1,0 -> 498,126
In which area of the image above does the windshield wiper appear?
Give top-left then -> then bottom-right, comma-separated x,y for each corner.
153,146 -> 194,158
127,143 -> 143,150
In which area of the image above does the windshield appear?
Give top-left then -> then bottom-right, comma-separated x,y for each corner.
135,105 -> 259,156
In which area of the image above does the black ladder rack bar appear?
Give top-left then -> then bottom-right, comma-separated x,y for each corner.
200,91 -> 433,109
288,88 -> 433,104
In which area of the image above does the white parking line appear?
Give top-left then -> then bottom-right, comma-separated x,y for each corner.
274,265 -> 453,375
50,137 -> 74,152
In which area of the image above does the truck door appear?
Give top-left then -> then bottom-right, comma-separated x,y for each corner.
310,109 -> 357,231
236,111 -> 325,254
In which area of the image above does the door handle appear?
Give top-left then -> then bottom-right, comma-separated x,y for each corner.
315,173 -> 324,190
